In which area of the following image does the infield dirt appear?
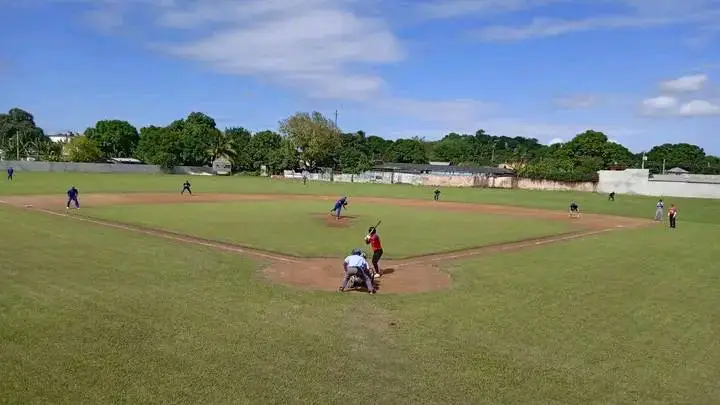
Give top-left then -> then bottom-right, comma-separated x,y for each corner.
0,193 -> 651,294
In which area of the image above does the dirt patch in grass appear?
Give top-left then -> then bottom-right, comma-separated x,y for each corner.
0,192 -> 651,294
312,213 -> 356,228
263,259 -> 450,293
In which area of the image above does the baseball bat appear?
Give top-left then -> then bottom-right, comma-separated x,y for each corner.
366,220 -> 382,241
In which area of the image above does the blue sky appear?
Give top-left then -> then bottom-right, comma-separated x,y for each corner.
1,0 -> 719,153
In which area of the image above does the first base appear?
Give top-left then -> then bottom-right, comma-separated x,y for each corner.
24,204 -> 33,208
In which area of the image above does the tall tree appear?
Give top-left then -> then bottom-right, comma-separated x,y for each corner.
387,138 -> 428,164
268,137 -> 301,174
432,133 -> 474,163
339,147 -> 372,174
224,127 -> 252,171
160,112 -> 221,166
279,111 -> 341,169
0,108 -> 48,159
247,130 -> 282,171
65,136 -> 103,163
135,126 -> 182,169
646,143 -> 707,173
84,120 -> 139,158
365,135 -> 393,162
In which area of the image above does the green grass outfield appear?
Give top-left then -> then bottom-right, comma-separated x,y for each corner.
2,172 -> 720,223
1,172 -> 720,404
84,201 -> 572,258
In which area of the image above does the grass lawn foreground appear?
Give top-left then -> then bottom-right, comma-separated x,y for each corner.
2,173 -> 720,404
82,200 -> 573,258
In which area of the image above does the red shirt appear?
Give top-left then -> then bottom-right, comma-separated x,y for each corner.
368,234 -> 382,251
669,207 -> 677,216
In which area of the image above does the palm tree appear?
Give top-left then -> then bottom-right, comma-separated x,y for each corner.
207,130 -> 237,162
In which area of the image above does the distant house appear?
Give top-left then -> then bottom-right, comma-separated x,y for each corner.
667,167 -> 689,175
372,162 -> 514,176
48,133 -> 79,143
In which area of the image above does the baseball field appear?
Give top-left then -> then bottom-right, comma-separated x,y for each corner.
1,172 -> 719,404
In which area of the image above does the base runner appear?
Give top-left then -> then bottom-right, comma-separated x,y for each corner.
668,204 -> 678,228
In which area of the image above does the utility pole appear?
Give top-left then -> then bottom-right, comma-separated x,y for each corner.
334,110 -> 338,128
641,152 -> 647,169
16,129 -> 20,161
662,159 -> 666,174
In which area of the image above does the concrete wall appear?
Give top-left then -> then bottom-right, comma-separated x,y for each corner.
513,178 -> 598,192
282,170 -> 597,191
598,169 -> 720,199
0,160 -> 215,175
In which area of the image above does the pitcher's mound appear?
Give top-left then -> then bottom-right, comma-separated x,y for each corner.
314,214 -> 356,228
263,258 -> 451,293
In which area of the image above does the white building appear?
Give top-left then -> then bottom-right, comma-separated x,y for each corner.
48,133 -> 79,143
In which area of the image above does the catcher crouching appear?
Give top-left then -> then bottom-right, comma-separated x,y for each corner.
339,249 -> 376,294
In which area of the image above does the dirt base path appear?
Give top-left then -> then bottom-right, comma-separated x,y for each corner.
0,193 -> 651,294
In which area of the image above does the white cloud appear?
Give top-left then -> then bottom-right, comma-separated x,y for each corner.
548,137 -> 564,144
476,15 -> 675,41
640,94 -> 720,117
416,0 -> 566,20
679,100 -> 720,116
464,0 -> 720,41
156,3 -> 403,101
642,95 -> 678,114
659,74 -> 708,92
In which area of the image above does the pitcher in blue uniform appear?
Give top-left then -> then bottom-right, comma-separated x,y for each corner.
66,186 -> 80,209
329,196 -> 348,220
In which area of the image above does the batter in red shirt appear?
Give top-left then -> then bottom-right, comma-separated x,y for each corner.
668,204 -> 678,229
365,226 -> 383,277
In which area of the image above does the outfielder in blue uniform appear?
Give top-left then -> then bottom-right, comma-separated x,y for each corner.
66,186 -> 80,209
7,167 -> 13,180
329,196 -> 348,220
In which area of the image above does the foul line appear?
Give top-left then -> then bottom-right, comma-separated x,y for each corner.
394,226 -> 623,268
11,204 -> 297,263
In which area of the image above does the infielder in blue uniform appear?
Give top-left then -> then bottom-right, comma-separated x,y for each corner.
7,167 -> 13,180
66,186 -> 80,209
329,196 -> 348,220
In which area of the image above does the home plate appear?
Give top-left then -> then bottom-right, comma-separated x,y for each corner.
616,225 -> 624,228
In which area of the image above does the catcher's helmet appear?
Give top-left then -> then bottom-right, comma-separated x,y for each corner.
351,248 -> 362,256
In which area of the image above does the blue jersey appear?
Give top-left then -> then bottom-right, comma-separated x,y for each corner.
336,197 -> 347,206
67,188 -> 78,198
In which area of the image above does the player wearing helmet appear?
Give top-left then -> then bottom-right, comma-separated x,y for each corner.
339,248 -> 376,294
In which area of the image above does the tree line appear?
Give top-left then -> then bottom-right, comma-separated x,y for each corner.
2,107 -> 719,182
